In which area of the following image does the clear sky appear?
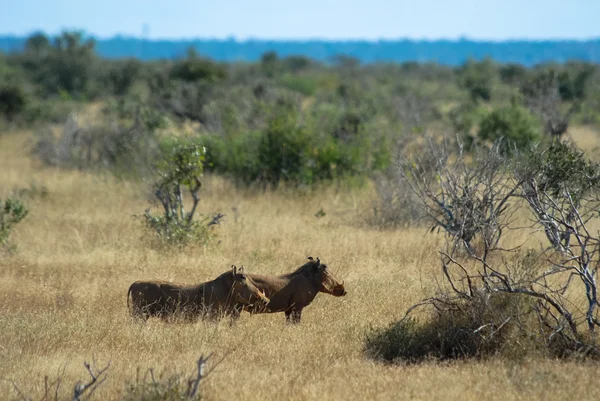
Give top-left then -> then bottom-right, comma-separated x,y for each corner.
1,0 -> 599,41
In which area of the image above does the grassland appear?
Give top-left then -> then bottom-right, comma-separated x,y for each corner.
1,127 -> 600,401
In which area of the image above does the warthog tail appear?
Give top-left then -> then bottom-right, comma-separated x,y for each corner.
127,283 -> 134,311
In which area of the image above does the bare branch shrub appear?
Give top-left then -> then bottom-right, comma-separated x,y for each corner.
367,139 -> 600,364
6,359 -> 110,401
72,360 -> 111,401
514,140 -> 600,253
6,355 -> 217,401
123,354 -> 214,401
32,109 -> 161,178
397,137 -> 518,254
368,169 -> 423,229
521,70 -> 578,139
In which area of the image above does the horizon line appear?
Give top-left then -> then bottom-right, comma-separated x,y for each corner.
1,31 -> 600,44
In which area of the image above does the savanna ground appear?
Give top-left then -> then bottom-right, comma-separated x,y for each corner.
2,126 -> 600,401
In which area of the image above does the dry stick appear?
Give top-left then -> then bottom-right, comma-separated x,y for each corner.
187,353 -> 213,399
43,376 -> 48,401
2,379 -> 30,401
71,360 -> 111,401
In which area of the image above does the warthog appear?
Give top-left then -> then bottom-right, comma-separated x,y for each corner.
127,265 -> 269,322
244,257 -> 347,323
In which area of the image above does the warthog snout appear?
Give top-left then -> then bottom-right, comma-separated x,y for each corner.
332,282 -> 347,297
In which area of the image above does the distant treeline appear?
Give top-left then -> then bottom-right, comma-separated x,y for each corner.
1,35 -> 600,65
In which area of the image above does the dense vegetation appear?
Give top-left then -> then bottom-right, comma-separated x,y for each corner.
2,31 -> 599,190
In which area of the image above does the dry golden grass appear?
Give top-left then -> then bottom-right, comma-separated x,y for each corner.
567,125 -> 600,160
1,129 -> 600,401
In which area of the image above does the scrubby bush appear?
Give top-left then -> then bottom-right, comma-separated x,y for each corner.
33,105 -> 163,178
171,48 -> 227,83
369,139 -> 600,365
0,197 -> 29,253
365,291 -> 540,363
457,58 -> 497,102
478,104 -> 541,154
0,82 -> 27,121
140,143 -> 221,248
105,58 -> 143,96
192,96 -> 389,188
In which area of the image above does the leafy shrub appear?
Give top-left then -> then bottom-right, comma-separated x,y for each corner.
22,97 -> 80,124
35,31 -> 98,98
499,63 -> 529,86
197,107 -> 388,188
105,58 -> 142,96
448,102 -> 488,148
0,197 -> 29,253
171,49 -> 227,83
279,74 -> 319,96
557,62 -> 594,101
140,143 -> 219,248
0,83 -> 27,121
457,58 -> 496,102
478,104 -> 541,154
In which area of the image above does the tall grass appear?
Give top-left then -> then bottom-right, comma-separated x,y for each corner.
1,130 -> 600,400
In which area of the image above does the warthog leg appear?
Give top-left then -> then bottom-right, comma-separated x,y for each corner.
285,309 -> 302,324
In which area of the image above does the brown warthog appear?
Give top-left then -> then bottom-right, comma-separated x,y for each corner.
244,257 -> 347,323
127,266 -> 269,322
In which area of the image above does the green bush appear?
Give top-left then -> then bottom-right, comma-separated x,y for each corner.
478,104 -> 541,153
170,49 -> 227,83
194,102 -> 388,188
279,74 -> 319,96
457,58 -> 497,102
22,97 -> 80,124
0,83 -> 27,121
105,58 -> 142,96
140,143 -> 217,248
0,197 -> 29,253
448,102 -> 488,148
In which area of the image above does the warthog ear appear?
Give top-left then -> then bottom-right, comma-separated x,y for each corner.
307,256 -> 314,261
232,265 -> 237,275
239,265 -> 245,274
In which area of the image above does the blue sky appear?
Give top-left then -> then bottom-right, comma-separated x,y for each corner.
1,0 -> 599,40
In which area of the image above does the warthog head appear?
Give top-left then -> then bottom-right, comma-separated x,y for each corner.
307,257 -> 347,297
230,265 -> 270,306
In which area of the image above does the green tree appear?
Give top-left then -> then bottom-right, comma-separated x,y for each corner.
25,32 -> 51,55
141,143 -> 217,247
260,51 -> 280,77
478,104 -> 541,153
170,47 -> 226,82
0,83 -> 27,121
457,58 -> 496,102
106,58 -> 142,96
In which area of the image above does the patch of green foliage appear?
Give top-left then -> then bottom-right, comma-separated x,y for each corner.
140,143 -> 215,248
478,103 -> 541,154
0,197 -> 29,253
